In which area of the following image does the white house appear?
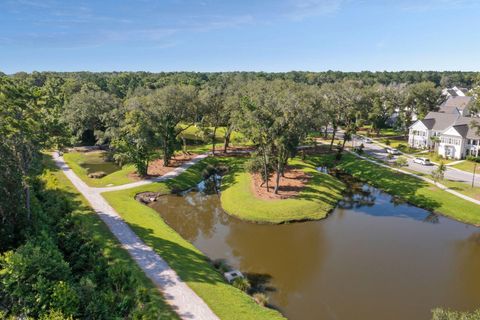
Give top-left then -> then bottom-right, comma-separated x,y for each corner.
408,111 -> 480,159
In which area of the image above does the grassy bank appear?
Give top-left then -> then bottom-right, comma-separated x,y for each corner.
63,151 -> 136,187
102,158 -> 285,320
42,157 -> 177,319
220,156 -> 345,223
402,168 -> 480,201
334,153 -> 480,225
451,160 -> 480,174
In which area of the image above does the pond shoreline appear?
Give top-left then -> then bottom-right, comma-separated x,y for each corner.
146,162 -> 480,320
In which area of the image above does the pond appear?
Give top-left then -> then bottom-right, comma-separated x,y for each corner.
148,175 -> 480,320
79,151 -> 121,175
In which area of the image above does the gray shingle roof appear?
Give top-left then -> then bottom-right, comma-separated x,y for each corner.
439,96 -> 473,110
438,105 -> 460,114
451,124 -> 469,138
450,117 -> 480,139
413,111 -> 480,139
422,112 -> 460,131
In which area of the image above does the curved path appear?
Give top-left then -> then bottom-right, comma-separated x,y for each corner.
52,152 -> 218,320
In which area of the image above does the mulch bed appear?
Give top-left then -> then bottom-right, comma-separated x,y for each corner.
251,166 -> 312,200
128,153 -> 199,179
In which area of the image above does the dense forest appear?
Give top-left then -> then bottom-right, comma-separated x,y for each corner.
1,70 -> 479,319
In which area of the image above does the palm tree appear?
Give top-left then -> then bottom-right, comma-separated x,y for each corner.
430,136 -> 441,153
431,161 -> 447,183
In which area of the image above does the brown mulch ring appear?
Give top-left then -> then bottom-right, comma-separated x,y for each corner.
128,153 -> 199,179
251,166 -> 312,200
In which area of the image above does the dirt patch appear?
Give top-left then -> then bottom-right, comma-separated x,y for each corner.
128,153 -> 199,179
148,153 -> 198,176
251,166 -> 312,200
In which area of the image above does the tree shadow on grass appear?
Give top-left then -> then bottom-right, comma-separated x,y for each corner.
295,172 -> 345,206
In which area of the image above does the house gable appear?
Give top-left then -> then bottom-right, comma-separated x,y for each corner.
441,126 -> 464,137
409,120 -> 428,131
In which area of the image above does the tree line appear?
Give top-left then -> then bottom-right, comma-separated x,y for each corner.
61,76 -> 447,193
0,77 -> 171,318
1,71 -> 479,318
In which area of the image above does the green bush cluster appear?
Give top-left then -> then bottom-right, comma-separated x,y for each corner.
466,155 -> 480,163
0,169 -> 168,319
432,308 -> 480,320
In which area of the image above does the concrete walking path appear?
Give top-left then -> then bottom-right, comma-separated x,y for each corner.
52,152 -> 219,320
94,154 -> 209,193
446,160 -> 465,166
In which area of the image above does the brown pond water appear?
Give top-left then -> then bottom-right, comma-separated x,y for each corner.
149,179 -> 480,320
79,151 -> 121,175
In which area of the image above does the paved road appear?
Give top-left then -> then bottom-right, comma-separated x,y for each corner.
350,135 -> 480,187
52,152 -> 219,320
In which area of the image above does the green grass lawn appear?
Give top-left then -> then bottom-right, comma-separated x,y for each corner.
63,151 -> 136,187
178,124 -> 247,144
358,126 -> 403,138
452,160 -> 480,174
379,136 -> 411,149
437,180 -> 480,200
402,168 -> 480,201
102,158 -> 285,320
220,156 -> 345,223
42,156 -> 178,319
335,153 -> 480,225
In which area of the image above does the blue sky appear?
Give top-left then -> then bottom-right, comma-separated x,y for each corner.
1,0 -> 480,73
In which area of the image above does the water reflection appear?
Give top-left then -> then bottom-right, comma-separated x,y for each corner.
149,177 -> 480,320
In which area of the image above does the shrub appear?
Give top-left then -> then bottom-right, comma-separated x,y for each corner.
0,166 -> 169,319
431,162 -> 446,183
253,293 -> 269,307
395,156 -> 408,167
232,277 -> 251,292
385,139 -> 391,146
0,237 -> 73,318
466,155 -> 480,163
431,308 -> 480,320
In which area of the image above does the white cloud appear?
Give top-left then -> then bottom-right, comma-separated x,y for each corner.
398,0 -> 479,11
287,0 -> 343,20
